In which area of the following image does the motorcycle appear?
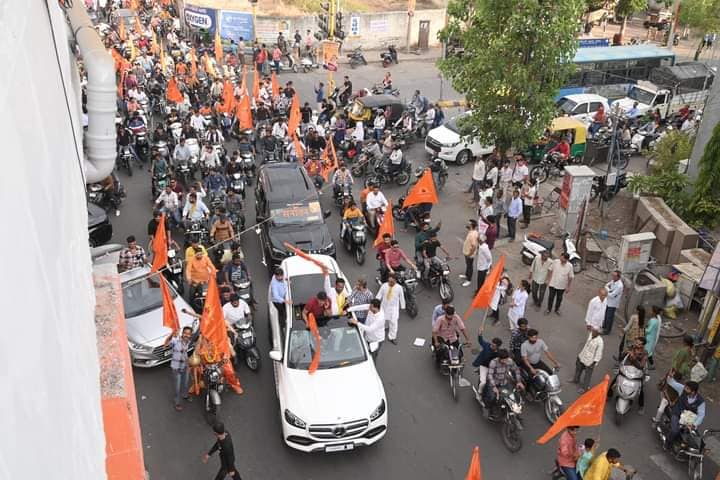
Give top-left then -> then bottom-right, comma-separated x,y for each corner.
151,139 -> 170,160
169,121 -> 183,144
151,173 -> 169,199
365,206 -> 385,235
229,172 -> 246,199
231,272 -> 254,306
473,381 -> 525,452
365,159 -> 411,187
420,256 -> 454,303
334,183 -> 353,210
654,410 -> 714,480
562,233 -> 582,274
347,46 -> 368,69
590,172 -> 628,203
380,44 -> 399,67
520,233 -> 554,266
520,367 -> 564,424
432,339 -> 467,401
299,53 -> 320,73
175,159 -> 193,186
530,152 -> 567,184
613,355 -> 648,426
129,123 -> 149,162
239,151 -> 256,185
371,84 -> 399,96
164,247 -> 184,292
184,219 -> 210,250
351,145 -> 382,177
202,361 -> 225,424
231,319 -> 261,371
118,144 -> 135,176
87,179 -> 124,216
341,217 -> 367,265
375,267 -> 418,318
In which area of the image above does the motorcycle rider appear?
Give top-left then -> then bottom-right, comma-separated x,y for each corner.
271,116 -> 289,139
520,328 -> 560,379
204,168 -> 227,195
116,123 -> 138,161
128,110 -> 146,132
150,151 -> 169,179
411,90 -> 429,115
205,124 -> 224,145
190,109 -> 207,135
200,144 -> 222,172
331,163 -> 354,200
607,337 -> 647,414
223,252 -> 250,287
471,325 -> 503,396
387,143 -> 404,176
432,306 -> 470,367
182,192 -> 210,223
152,123 -> 170,144
547,137 -> 570,162
155,184 -> 181,227
661,375 -> 706,451
381,71 -> 393,93
383,240 -> 416,281
222,293 -> 251,338
173,137 -> 191,167
185,247 -> 214,303
341,200 -> 365,240
260,126 -> 279,161
420,231 -> 450,281
484,349 -> 524,413
365,184 -> 389,229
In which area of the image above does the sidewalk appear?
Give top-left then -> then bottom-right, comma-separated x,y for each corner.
337,46 -> 442,65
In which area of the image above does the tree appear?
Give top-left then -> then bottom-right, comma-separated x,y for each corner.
679,0 -> 720,60
615,0 -> 647,39
438,0 -> 584,155
689,121 -> 720,224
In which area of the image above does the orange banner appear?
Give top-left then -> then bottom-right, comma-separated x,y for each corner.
463,256 -> 505,319
374,200 -> 395,247
322,40 -> 340,71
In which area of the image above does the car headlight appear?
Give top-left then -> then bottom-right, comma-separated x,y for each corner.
284,409 -> 307,429
445,141 -> 460,148
369,399 -> 386,421
128,341 -> 152,353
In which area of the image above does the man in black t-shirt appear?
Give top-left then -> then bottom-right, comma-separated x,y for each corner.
420,232 -> 449,280
203,422 -> 241,479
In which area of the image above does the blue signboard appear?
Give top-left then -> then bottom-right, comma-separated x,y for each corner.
579,38 -> 610,48
220,11 -> 254,42
184,4 -> 216,33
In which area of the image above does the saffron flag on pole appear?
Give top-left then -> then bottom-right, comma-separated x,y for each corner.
235,92 -> 253,130
306,313 -> 322,374
292,134 -> 305,163
403,168 -> 439,207
536,375 -> 610,445
465,446 -> 482,480
118,19 -> 126,41
166,77 -> 183,104
219,79 -> 235,113
214,29 -> 223,64
151,30 -> 159,55
252,68 -> 260,101
283,242 -> 329,274
134,15 -> 143,37
189,47 -> 198,80
158,275 -> 180,335
150,214 -> 168,272
271,71 -> 280,97
463,255 -> 505,320
287,94 -> 301,137
200,272 -> 231,358
374,201 -> 395,246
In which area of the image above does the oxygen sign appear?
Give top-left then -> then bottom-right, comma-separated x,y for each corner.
184,5 -> 216,32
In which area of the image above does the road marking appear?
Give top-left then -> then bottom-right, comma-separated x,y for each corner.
649,453 -> 684,479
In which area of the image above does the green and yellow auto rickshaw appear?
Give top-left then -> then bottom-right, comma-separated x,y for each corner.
526,116 -> 587,164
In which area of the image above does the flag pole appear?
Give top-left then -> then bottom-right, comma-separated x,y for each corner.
479,308 -> 489,330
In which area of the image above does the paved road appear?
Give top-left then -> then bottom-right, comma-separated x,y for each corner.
109,61 -> 714,479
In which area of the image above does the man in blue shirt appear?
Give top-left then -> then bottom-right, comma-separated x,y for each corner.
664,377 -> 706,450
626,101 -> 641,120
270,268 -> 289,324
472,326 -> 503,399
507,189 -> 523,241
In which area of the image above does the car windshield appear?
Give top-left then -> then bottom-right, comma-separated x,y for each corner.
444,117 -> 460,133
287,317 -> 366,370
122,276 -> 175,318
627,86 -> 656,105
271,201 -> 323,226
289,273 -> 336,305
556,98 -> 578,114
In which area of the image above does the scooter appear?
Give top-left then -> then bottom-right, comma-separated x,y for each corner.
341,217 -> 367,265
612,355 -> 648,426
521,233 -> 554,266
562,234 -> 582,274
299,54 -> 320,73
231,319 -> 261,371
380,44 -> 399,67
371,84 -> 399,96
274,53 -> 299,73
347,46 -> 368,69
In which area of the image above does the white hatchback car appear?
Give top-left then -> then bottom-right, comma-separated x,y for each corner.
424,110 -> 494,164
555,94 -> 610,125
268,254 -> 388,452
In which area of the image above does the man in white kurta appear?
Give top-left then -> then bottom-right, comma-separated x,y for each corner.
375,274 -> 405,344
584,288 -> 607,332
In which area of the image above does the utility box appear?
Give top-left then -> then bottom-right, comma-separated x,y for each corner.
558,165 -> 596,239
619,232 -> 656,274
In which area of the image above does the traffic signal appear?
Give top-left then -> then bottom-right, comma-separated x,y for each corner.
335,12 -> 345,39
316,14 -> 328,40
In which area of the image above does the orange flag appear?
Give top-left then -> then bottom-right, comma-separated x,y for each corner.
129,0 -> 139,9
283,242 -> 329,273
287,94 -> 301,137
214,30 -> 223,64
200,273 -> 231,358
166,77 -> 183,103
403,168 -> 439,207
329,138 -> 339,170
374,200 -> 395,246
219,79 -> 235,113
306,313 -> 322,374
204,53 -> 217,78
111,48 -> 124,71
252,68 -> 260,101
151,30 -> 159,55
134,15 -> 143,37
271,71 -> 280,97
159,275 -> 180,335
150,214 -> 168,272
463,255 -> 505,320
240,65 -> 248,95
465,446 -> 482,480
292,134 -> 305,163
189,47 -> 198,80
118,19 -> 126,41
537,375 -> 610,444
117,69 -> 126,98
235,93 -> 253,129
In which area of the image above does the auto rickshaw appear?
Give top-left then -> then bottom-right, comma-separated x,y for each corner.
347,94 -> 406,127
525,116 -> 587,164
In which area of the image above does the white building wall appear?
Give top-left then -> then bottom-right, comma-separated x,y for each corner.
0,2 -> 106,478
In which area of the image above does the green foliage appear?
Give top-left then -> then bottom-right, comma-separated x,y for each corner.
645,130 -> 694,174
438,0 -> 585,153
679,0 -> 720,32
615,0 -> 648,16
690,121 -> 720,227
584,0 -> 606,10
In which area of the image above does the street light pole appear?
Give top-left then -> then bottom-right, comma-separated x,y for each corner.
405,0 -> 415,53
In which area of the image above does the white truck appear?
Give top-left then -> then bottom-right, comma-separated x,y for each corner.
613,62 -> 714,119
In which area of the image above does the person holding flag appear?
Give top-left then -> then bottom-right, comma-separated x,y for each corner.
163,325 -> 194,411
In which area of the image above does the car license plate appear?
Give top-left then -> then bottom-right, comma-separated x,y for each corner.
241,331 -> 253,338
325,443 -> 354,453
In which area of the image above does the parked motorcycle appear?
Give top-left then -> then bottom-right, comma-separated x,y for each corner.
231,319 -> 261,371
347,46 -> 368,69
613,355 -> 648,426
530,152 -> 567,184
420,256 -> 454,302
87,178 -> 124,216
521,367 -> 564,424
520,234 -> 554,266
202,360 -> 225,424
380,44 -> 399,67
351,145 -> 382,177
432,339 -> 467,401
341,217 -> 367,265
590,172 -> 628,203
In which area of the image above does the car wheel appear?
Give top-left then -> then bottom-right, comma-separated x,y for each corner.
456,149 -> 471,165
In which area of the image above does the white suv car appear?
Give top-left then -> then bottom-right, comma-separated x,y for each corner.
424,110 -> 494,164
268,254 -> 388,452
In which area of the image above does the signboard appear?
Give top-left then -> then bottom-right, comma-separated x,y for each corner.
256,18 -> 278,42
184,4 -> 216,32
349,16 -> 360,37
220,10 -> 253,42
369,19 -> 388,33
579,38 -> 609,48
322,40 -> 340,71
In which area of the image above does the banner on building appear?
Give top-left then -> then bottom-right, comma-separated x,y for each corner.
185,4 -> 217,32
220,10 -> 254,42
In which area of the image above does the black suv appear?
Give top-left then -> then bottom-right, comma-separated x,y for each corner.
255,163 -> 334,269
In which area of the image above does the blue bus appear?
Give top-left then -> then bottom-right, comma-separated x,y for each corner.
559,44 -> 676,98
